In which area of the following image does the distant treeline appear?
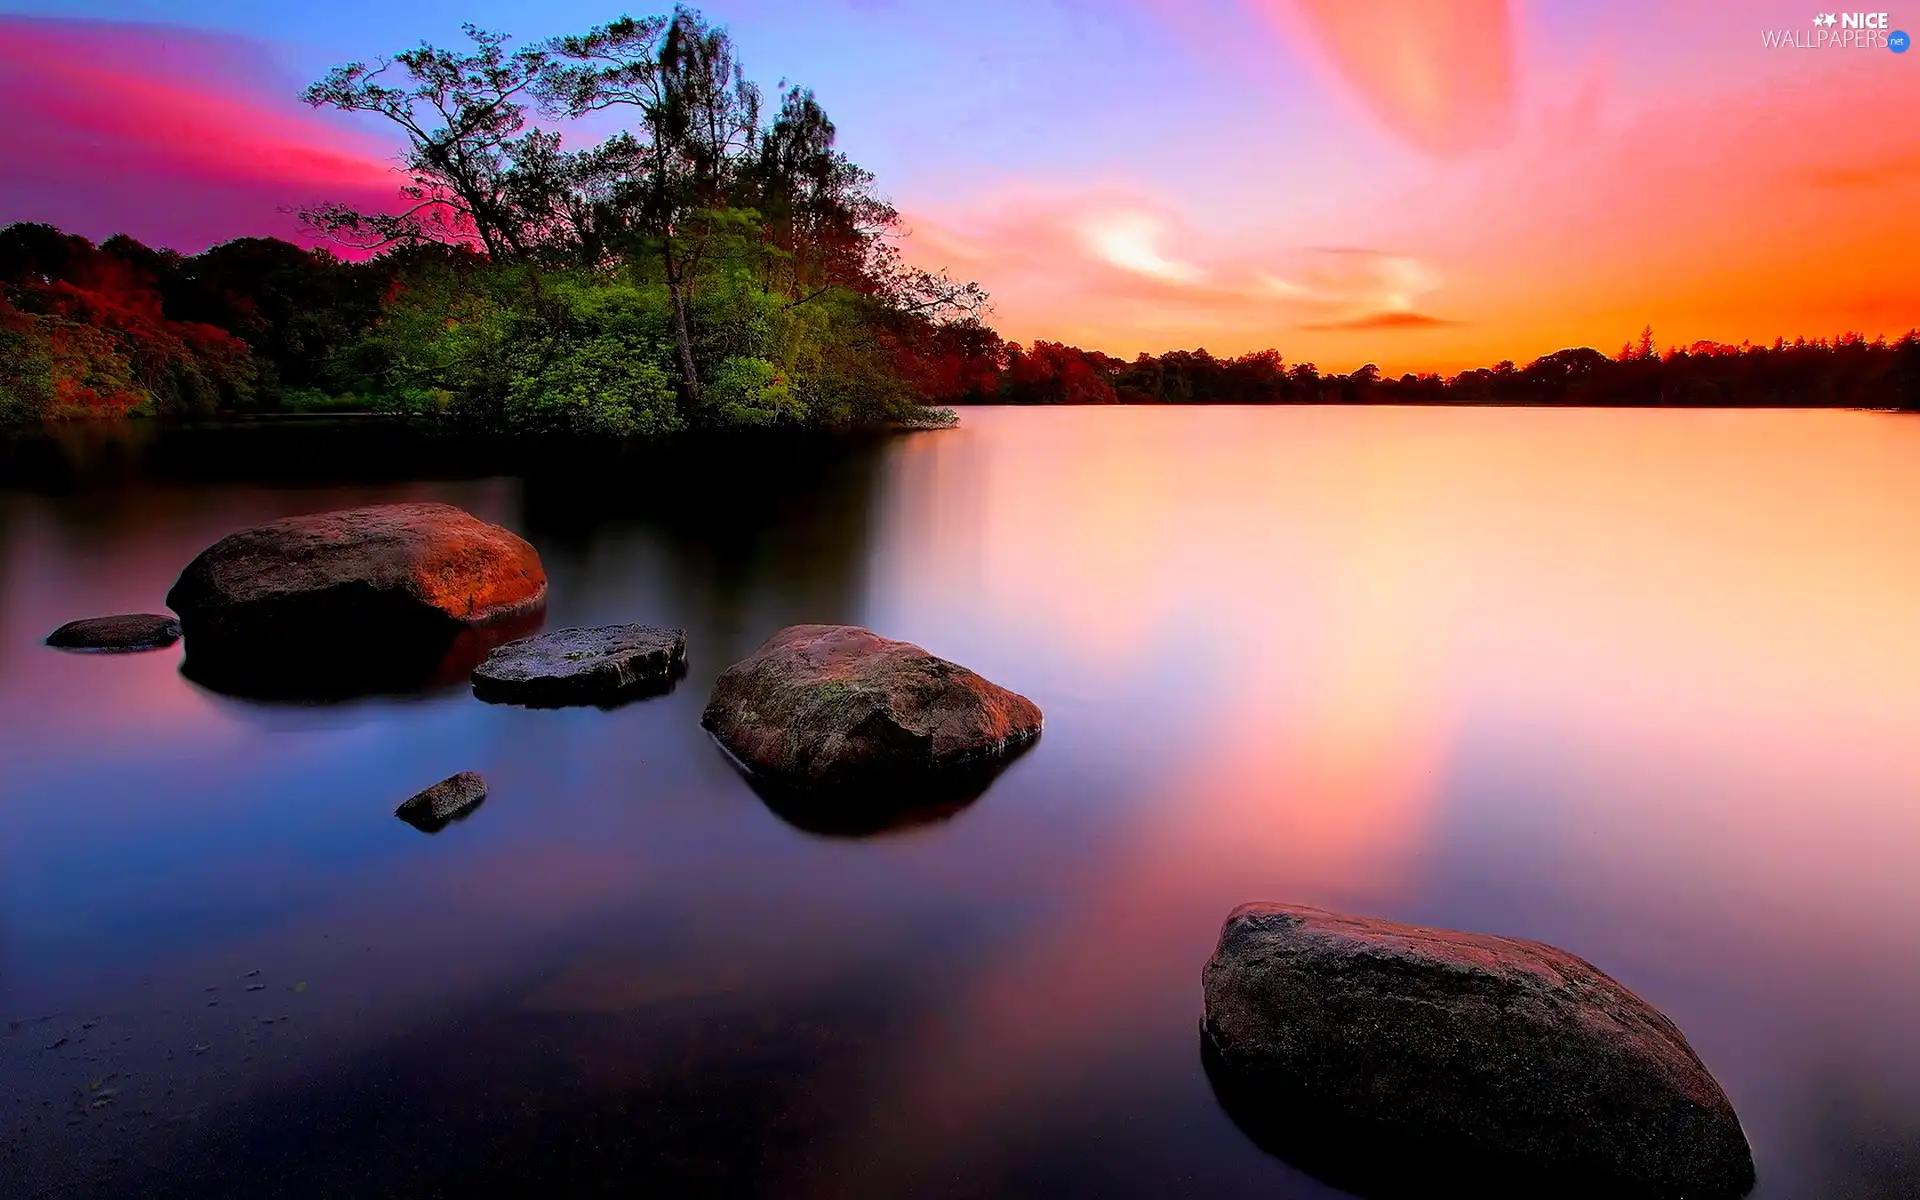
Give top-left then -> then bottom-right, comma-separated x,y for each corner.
7,218 -> 1915,425
923,326 -> 1920,410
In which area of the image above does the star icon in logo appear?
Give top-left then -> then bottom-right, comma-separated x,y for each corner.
1820,12 -> 1838,25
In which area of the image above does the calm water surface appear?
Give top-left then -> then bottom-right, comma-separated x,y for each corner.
2,407 -> 1918,1198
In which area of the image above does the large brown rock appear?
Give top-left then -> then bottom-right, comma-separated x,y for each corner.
701,624 -> 1042,796
166,503 -> 546,694
1201,904 -> 1755,1199
165,503 -> 549,698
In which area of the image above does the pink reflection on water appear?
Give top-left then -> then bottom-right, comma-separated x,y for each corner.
839,407 -> 1920,1187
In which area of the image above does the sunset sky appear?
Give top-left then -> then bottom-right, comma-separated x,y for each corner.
2,0 -> 1916,372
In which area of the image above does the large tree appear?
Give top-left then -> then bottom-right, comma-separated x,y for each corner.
540,9 -> 763,401
299,7 -> 992,425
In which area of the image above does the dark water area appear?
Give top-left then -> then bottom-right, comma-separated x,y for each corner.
2,408 -> 1918,1198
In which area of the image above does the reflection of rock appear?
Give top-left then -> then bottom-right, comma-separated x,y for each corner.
45,613 -> 181,652
701,624 -> 1042,797
166,503 -> 547,699
396,771 -> 487,833
735,736 -> 1036,838
1201,904 -> 1755,1200
471,625 -> 686,708
180,608 -> 543,703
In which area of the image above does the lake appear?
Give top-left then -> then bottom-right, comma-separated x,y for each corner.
2,406 -> 1918,1198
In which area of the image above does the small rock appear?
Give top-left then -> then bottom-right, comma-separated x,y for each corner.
1201,903 -> 1756,1199
45,614 -> 181,653
395,771 -> 487,833
471,625 -> 686,707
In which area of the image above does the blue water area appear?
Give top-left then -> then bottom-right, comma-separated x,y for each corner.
2,408 -> 1918,1198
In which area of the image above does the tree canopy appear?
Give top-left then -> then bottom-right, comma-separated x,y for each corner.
291,7 -> 986,427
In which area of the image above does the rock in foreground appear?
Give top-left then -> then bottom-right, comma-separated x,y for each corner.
166,503 -> 546,692
702,624 -> 1042,796
1201,904 -> 1755,1199
45,613 -> 181,652
396,771 -> 487,832
471,625 -> 687,707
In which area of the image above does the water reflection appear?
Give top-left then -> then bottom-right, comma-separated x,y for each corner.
1198,1027 -> 1439,1200
2,409 -> 1919,1198
728,737 -> 1042,839
180,607 -> 549,704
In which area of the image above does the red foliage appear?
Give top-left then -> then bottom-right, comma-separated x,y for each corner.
1005,341 -> 1120,405
2,224 -> 255,417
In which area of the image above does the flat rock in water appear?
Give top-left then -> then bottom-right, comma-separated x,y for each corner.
701,624 -> 1042,794
1201,904 -> 1755,1199
45,613 -> 181,652
395,771 -> 487,832
165,502 -> 547,690
471,625 -> 687,706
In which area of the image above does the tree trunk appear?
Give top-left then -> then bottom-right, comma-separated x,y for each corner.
662,241 -> 702,407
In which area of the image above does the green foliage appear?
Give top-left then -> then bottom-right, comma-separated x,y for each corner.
706,355 -> 803,426
509,332 -> 680,435
344,264 -> 687,435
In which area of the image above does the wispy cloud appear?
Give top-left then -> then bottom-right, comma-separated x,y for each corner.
900,187 -> 1452,353
1301,311 -> 1460,332
1795,154 -> 1920,190
1078,212 -> 1208,285
1239,0 -> 1519,156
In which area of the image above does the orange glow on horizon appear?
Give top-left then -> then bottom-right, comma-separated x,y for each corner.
899,2 -> 1920,374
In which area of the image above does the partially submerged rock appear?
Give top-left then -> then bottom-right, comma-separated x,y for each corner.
471,624 -> 687,707
396,771 -> 487,833
166,502 -> 546,695
701,624 -> 1042,801
45,613 -> 181,652
1201,904 -> 1755,1199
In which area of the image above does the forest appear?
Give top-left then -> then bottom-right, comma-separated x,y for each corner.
987,328 -> 1920,409
2,8 -> 1916,429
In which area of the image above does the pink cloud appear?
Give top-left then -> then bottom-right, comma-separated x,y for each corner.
0,17 -> 403,250
1245,0 -> 1519,156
